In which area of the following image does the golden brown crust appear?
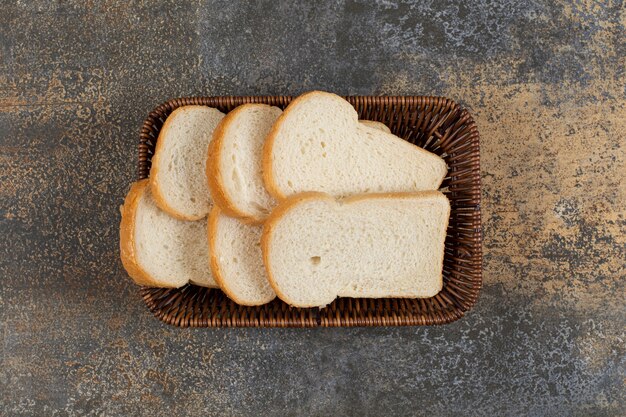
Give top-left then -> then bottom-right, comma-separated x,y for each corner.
150,105 -> 212,221
261,190 -> 450,305
207,104 -> 269,224
208,205 -> 274,306
119,180 -> 161,286
262,91 -> 344,201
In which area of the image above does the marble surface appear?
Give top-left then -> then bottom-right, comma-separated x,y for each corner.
1,1 -> 624,416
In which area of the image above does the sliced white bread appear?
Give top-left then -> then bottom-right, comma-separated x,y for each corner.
207,104 -> 282,223
359,119 -> 391,133
263,91 -> 447,200
262,191 -> 450,308
120,179 -> 216,288
206,104 -> 392,224
208,206 -> 276,306
151,105 -> 225,220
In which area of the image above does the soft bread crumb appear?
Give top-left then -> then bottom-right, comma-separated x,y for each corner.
120,180 -> 216,288
262,191 -> 450,308
263,91 -> 447,200
151,106 -> 225,220
209,206 -> 275,305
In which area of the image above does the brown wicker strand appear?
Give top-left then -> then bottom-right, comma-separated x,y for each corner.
136,95 -> 482,327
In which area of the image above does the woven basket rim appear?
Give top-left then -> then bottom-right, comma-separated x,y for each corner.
135,94 -> 482,327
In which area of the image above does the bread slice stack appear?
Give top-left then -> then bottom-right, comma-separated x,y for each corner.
120,91 -> 450,308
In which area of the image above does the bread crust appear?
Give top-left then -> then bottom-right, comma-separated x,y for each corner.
261,191 -> 450,306
120,180 -> 168,287
151,105 -> 218,221
208,205 -> 275,306
207,103 -> 272,225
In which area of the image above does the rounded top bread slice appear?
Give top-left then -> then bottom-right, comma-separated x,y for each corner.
208,206 -> 276,306
207,104 -> 282,224
262,91 -> 448,200
261,191 -> 450,308
151,105 -> 225,220
120,179 -> 217,288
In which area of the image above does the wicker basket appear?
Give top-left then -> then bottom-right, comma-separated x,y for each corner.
136,95 -> 482,327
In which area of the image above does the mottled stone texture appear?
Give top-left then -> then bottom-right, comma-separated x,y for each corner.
0,0 -> 624,415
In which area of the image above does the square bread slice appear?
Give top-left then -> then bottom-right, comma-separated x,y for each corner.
262,91 -> 448,200
120,179 -> 216,288
208,206 -> 276,306
261,191 -> 450,308
151,105 -> 225,220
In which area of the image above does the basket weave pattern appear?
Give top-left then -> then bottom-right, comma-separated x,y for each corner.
137,96 -> 482,327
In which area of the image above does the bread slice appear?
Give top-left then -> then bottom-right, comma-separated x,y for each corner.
206,105 -> 391,224
359,119 -> 391,133
207,104 -> 282,223
120,180 -> 216,288
208,206 -> 275,305
262,191 -> 450,308
151,105 -> 225,220
263,91 -> 447,200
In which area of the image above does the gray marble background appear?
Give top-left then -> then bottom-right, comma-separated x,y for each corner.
1,1 -> 624,416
